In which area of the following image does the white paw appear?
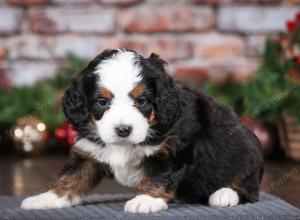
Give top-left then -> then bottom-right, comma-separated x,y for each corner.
208,187 -> 239,208
124,194 -> 168,213
21,190 -> 80,209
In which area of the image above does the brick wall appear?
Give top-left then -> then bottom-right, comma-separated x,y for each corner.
0,0 -> 299,87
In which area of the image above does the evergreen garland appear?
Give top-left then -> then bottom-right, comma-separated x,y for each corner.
204,13 -> 300,124
0,54 -> 87,132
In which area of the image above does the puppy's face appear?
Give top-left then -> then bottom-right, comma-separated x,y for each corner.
91,51 -> 154,144
63,49 -> 181,146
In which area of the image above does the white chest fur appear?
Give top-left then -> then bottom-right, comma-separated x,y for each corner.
112,162 -> 144,187
74,138 -> 159,187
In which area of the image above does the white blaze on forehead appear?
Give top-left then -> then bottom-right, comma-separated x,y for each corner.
95,50 -> 142,96
94,50 -> 148,145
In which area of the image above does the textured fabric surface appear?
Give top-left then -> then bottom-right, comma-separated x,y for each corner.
0,193 -> 299,220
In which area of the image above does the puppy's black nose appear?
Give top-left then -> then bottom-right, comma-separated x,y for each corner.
115,125 -> 132,138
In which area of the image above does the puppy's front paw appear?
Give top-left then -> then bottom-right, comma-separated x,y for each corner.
124,194 -> 168,213
21,190 -> 80,209
208,187 -> 239,208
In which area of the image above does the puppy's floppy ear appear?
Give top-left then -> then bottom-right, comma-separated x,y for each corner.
147,53 -> 181,126
62,49 -> 117,128
148,53 -> 167,71
62,75 -> 90,128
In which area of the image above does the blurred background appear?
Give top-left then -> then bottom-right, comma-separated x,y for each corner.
0,0 -> 300,208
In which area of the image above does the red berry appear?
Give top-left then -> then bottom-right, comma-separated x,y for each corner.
296,12 -> 300,22
287,20 -> 297,32
240,115 -> 253,124
55,128 -> 66,138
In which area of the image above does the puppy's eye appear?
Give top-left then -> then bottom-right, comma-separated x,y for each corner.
97,98 -> 110,108
136,96 -> 147,106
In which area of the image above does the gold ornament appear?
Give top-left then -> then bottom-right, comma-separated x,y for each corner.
11,116 -> 48,155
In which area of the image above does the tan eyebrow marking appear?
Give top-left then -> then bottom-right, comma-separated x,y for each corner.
98,87 -> 113,100
138,176 -> 175,203
148,110 -> 156,124
130,84 -> 145,99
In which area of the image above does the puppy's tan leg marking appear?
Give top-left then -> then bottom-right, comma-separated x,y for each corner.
54,159 -> 104,199
137,176 -> 175,202
21,152 -> 109,209
124,176 -> 173,213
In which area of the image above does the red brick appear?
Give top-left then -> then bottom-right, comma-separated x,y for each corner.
28,7 -> 116,34
7,0 -> 49,6
52,35 -> 102,59
144,0 -> 191,3
174,58 -> 259,84
194,33 -> 244,61
174,67 -> 208,86
113,38 -> 193,62
286,0 -> 300,4
207,58 -> 259,83
193,0 -> 230,4
98,0 -> 142,6
148,39 -> 193,62
51,0 -> 92,4
115,39 -> 147,55
0,67 -> 11,89
0,46 -> 6,60
6,35 -> 52,59
122,6 -> 214,33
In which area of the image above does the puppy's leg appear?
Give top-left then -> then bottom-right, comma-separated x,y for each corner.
125,176 -> 172,213
209,167 -> 264,208
208,187 -> 240,208
21,152 -> 110,209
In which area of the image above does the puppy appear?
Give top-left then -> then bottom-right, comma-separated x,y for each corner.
21,49 -> 263,213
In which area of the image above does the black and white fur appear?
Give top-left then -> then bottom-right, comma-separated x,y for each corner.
21,49 -> 263,213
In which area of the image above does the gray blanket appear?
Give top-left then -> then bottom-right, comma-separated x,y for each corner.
0,193 -> 299,220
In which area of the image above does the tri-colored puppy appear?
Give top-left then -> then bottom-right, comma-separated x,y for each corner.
21,49 -> 263,213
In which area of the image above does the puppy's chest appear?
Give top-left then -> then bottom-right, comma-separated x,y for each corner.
111,163 -> 144,188
97,145 -> 149,187
99,145 -> 145,187
74,139 -> 160,187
